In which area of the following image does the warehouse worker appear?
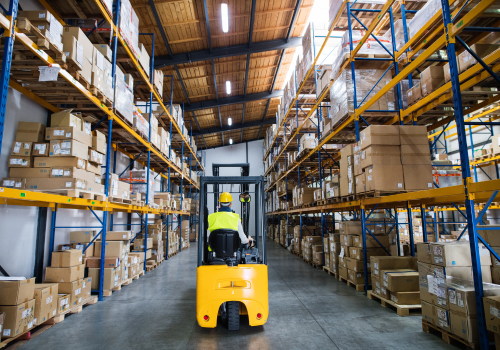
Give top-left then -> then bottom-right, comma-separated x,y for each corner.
208,192 -> 253,246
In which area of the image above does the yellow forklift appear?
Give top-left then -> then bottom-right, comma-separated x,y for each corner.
196,171 -> 268,330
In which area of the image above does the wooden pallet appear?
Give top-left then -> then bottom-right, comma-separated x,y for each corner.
422,320 -> 478,350
34,189 -> 106,201
46,296 -> 98,325
146,265 -> 156,272
340,194 -> 357,202
323,266 -> 339,278
360,190 -> 408,199
109,196 -> 133,204
366,290 -> 421,317
338,275 -> 365,292
69,70 -> 90,90
16,17 -> 67,66
0,323 -> 53,349
113,108 -> 134,128
89,86 -> 112,107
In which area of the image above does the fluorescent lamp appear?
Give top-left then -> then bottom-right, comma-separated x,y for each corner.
226,81 -> 231,94
221,3 -> 229,33
228,117 -> 232,126
229,138 -> 233,145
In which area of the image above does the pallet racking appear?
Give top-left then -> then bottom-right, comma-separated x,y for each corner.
264,0 -> 500,347
0,0 -> 204,300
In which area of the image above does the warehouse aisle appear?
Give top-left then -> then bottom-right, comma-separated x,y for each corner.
21,241 -> 453,350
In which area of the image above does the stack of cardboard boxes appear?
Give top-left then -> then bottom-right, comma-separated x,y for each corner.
18,11 -> 63,51
44,249 -> 91,310
418,241 -> 492,343
0,279 -> 36,338
370,256 -> 420,304
302,236 -> 322,263
337,221 -> 389,285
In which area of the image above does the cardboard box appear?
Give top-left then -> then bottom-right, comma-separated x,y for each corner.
436,305 -> 451,331
16,122 -> 45,142
9,167 -> 50,178
25,178 -> 87,191
61,35 -> 83,69
50,110 -> 82,129
433,264 -> 492,284
353,235 -> 389,249
93,44 -> 112,62
57,280 -> 82,307
134,238 -> 152,249
365,164 -> 404,191
106,231 -> 133,240
381,269 -> 419,292
416,243 -> 432,263
348,269 -> 368,284
0,278 -> 35,306
360,145 -> 401,169
403,164 -> 434,191
349,247 -> 388,260
34,156 -> 86,169
86,257 -> 120,268
0,299 -> 36,338
81,277 -> 91,300
33,143 -> 49,156
33,283 -> 58,323
57,294 -> 70,314
421,66 -> 445,96
49,139 -> 88,159
62,27 -> 93,83
371,256 -> 418,277
88,268 -> 119,291
450,311 -> 478,343
92,130 -> 107,154
11,141 -> 32,156
8,156 -> 32,168
421,300 -> 436,325
51,249 -> 83,267
1,178 -> 26,189
69,230 -> 97,244
359,125 -> 400,150
94,241 -> 127,259
44,265 -> 85,283
390,291 -> 420,305
71,243 -> 93,257
400,144 -> 431,164
458,44 -> 500,73
399,125 -> 428,145
407,83 -> 422,106
45,126 -> 92,146
449,285 -> 500,317
430,242 -> 491,267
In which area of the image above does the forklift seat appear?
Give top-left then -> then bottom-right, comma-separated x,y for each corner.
209,229 -> 241,259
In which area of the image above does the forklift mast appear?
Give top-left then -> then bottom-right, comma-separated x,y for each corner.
212,163 -> 251,234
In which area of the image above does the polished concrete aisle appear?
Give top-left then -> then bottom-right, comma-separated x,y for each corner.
22,241 -> 453,350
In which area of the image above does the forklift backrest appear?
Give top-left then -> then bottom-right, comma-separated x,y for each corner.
209,229 -> 241,258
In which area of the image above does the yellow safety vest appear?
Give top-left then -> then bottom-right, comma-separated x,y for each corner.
208,211 -> 240,232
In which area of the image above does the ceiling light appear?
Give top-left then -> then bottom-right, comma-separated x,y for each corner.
226,81 -> 231,94
228,117 -> 232,126
221,3 -> 229,33
229,138 -> 233,145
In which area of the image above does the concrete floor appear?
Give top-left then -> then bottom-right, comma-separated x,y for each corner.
22,240 -> 454,350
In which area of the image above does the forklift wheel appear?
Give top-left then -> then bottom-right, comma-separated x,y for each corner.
226,301 -> 240,331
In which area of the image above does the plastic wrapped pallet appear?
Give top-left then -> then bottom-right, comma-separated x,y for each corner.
408,0 -> 441,39
130,169 -> 155,204
130,8 -> 140,57
119,0 -> 132,44
383,19 -> 409,52
330,68 -> 395,127
114,67 -> 134,124
328,0 -> 344,30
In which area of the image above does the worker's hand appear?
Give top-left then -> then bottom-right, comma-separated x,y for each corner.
248,236 -> 255,247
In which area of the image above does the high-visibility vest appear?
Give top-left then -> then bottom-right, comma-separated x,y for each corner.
208,211 -> 240,232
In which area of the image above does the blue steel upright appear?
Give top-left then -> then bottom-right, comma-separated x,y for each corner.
440,0 -> 487,348
0,0 -> 19,156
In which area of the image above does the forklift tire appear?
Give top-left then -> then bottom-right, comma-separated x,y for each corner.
226,301 -> 240,331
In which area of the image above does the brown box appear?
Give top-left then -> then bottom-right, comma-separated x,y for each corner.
33,143 -> 49,156
390,291 -> 420,305
449,285 -> 500,317
359,125 -> 400,150
365,164 -> 404,192
86,257 -> 120,268
0,299 -> 36,338
71,243 -> 93,257
1,178 -> 26,189
450,311 -> 478,343
33,283 -> 58,323
360,145 -> 401,169
403,164 -> 434,191
25,178 -> 87,191
57,280 -> 82,308
338,265 -> 348,280
134,238 -> 153,249
458,44 -> 500,73
106,231 -> 133,241
421,300 -> 436,325
399,126 -> 428,146
16,122 -> 45,142
9,167 -> 50,178
8,156 -> 32,168
436,305 -> 451,331
94,241 -> 127,259
381,269 -> 419,292
407,83 -> 422,106
92,130 -> 107,154
50,110 -> 83,129
353,235 -> 389,249
348,269 -> 369,285
416,243 -> 432,263
45,126 -> 92,147
57,294 -> 70,314
11,141 -> 32,156
355,173 -> 366,194
431,242 -> 491,267
34,156 -> 86,169
51,249 -> 83,267
88,268 -> 118,291
44,265 -> 85,283
420,66 -> 445,96
400,144 -> 431,164
348,247 -> 388,260
49,140 -> 88,159
371,256 -> 418,277
0,278 -> 35,305
70,230 -> 97,244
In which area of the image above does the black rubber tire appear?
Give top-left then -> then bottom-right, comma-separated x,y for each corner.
226,301 -> 240,331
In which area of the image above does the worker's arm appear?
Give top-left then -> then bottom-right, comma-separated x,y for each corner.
237,221 -> 249,244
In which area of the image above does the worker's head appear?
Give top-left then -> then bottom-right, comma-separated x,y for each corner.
219,192 -> 233,207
